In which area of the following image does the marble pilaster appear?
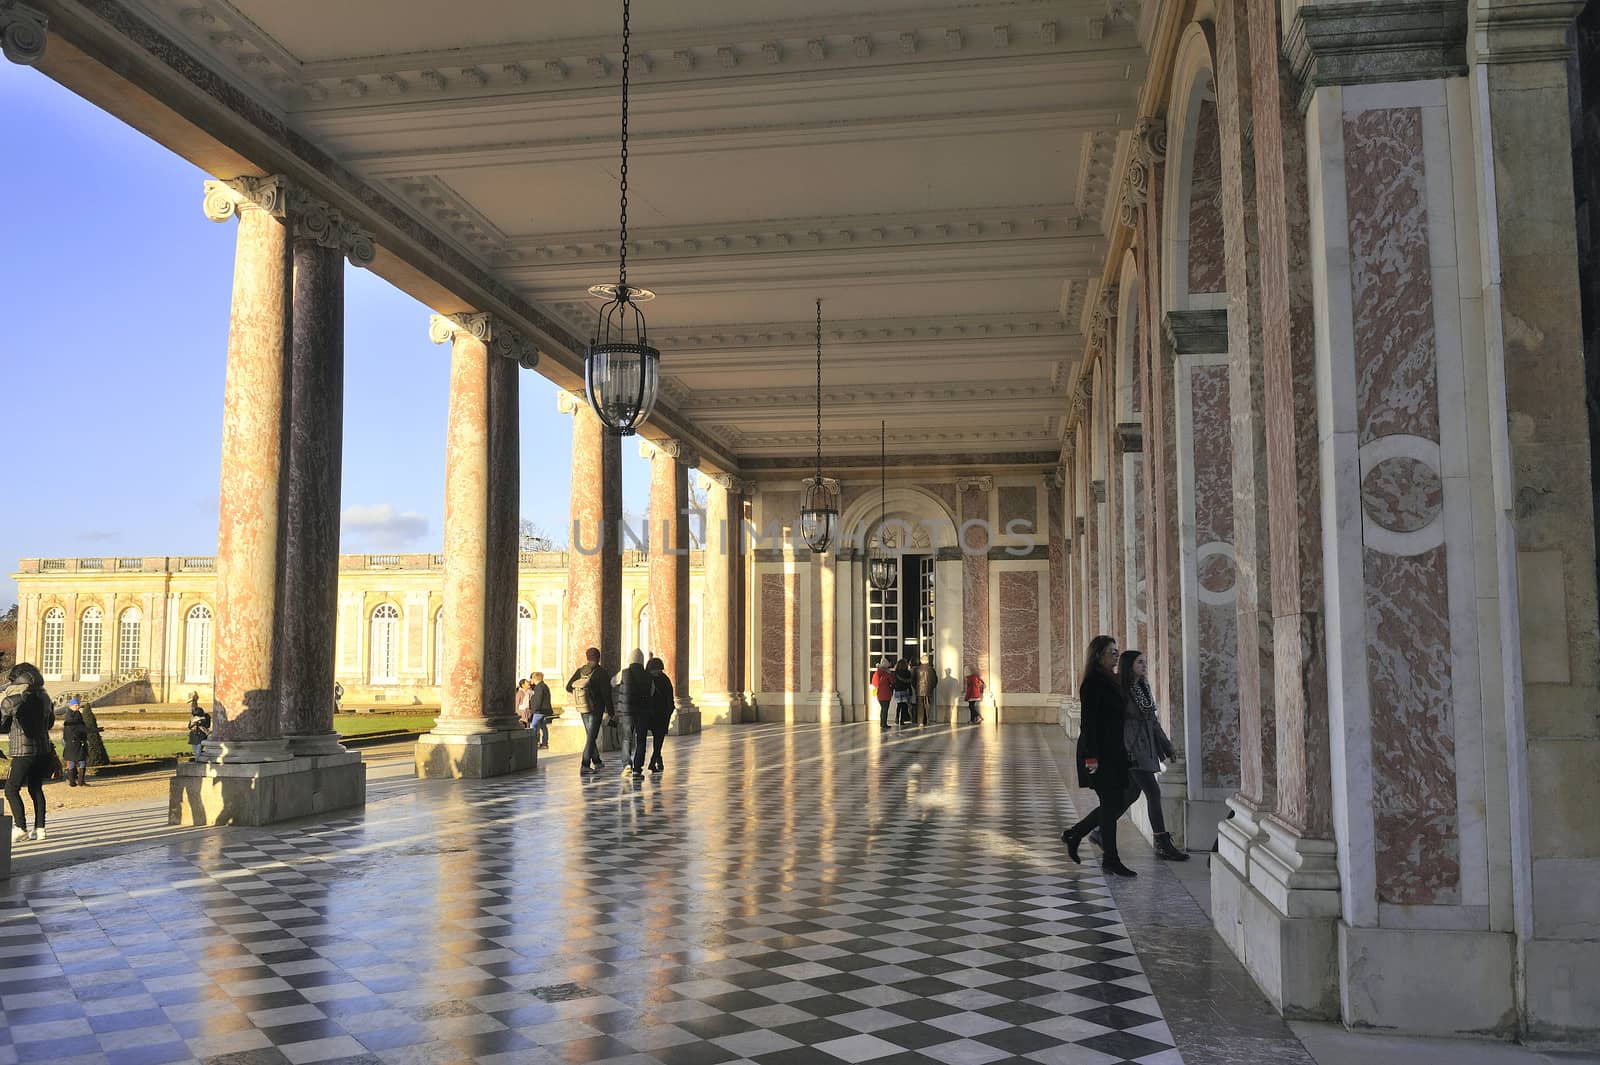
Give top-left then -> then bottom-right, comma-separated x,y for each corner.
958,477 -> 992,687
699,474 -> 748,726
644,439 -> 701,732
415,313 -> 535,779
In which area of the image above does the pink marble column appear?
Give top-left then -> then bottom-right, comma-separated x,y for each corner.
279,192 -> 374,756
416,313 -> 536,778
564,396 -> 623,680
645,440 -> 696,714
199,176 -> 292,760
958,477 -> 992,684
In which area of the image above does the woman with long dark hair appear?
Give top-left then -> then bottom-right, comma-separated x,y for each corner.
2,663 -> 56,843
1119,650 -> 1188,861
1061,636 -> 1140,877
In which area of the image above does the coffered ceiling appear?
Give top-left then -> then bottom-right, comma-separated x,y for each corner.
124,0 -> 1156,468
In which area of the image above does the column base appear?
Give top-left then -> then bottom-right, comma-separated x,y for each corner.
414,728 -> 537,779
669,699 -> 702,736
1337,924 -> 1515,1037
168,751 -> 365,827
697,692 -> 746,727
1058,695 -> 1080,739
1210,802 -> 1340,1019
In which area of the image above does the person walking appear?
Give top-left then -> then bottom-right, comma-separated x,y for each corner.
1120,650 -> 1188,861
913,654 -> 937,726
2,663 -> 55,843
615,649 -> 652,778
644,656 -> 674,774
565,647 -> 614,775
871,658 -> 894,731
963,667 -> 986,724
514,677 -> 534,728
892,657 -> 915,727
527,672 -> 552,749
187,695 -> 211,759
1061,636 -> 1140,878
61,697 -> 89,787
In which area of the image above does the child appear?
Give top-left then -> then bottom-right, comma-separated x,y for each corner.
963,667 -> 986,723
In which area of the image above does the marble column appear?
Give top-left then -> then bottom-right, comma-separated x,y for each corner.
957,476 -> 993,695
644,439 -> 701,731
171,180 -> 371,826
1471,0 -> 1599,1040
193,176 -> 292,763
415,313 -> 537,779
699,473 -> 748,726
563,394 -> 624,686
280,189 -> 372,758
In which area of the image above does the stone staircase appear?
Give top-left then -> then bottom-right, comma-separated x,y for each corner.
51,669 -> 149,709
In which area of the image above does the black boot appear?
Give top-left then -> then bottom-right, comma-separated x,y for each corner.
1103,860 -> 1139,878
1155,833 -> 1189,861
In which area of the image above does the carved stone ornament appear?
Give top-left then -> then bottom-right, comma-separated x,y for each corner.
288,188 -> 377,268
1116,421 -> 1145,454
0,1 -> 46,66
556,390 -> 583,415
1135,116 -> 1167,165
711,473 -> 749,495
1099,284 -> 1120,320
428,312 -> 539,369
202,176 -> 288,222
956,475 -> 994,493
1044,466 -> 1066,489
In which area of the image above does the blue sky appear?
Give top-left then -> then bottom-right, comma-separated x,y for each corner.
0,61 -> 656,608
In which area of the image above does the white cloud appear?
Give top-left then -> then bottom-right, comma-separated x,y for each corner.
341,504 -> 430,550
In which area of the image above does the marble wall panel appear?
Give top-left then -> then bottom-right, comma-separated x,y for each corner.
760,571 -> 799,692
1345,105 -> 1458,905
1132,456 -> 1148,655
999,486 -> 1038,532
1191,362 -> 1241,790
1189,100 -> 1228,296
1050,493 -> 1068,694
962,487 -> 991,677
999,570 -> 1041,693
920,481 -> 958,517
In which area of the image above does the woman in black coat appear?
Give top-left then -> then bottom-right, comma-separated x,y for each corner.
644,657 -> 674,774
1061,635 -> 1141,877
61,700 -> 91,787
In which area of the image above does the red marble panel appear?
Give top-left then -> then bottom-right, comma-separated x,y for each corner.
998,486 -> 1037,532
1049,494 -> 1067,694
1366,548 -> 1459,904
1191,361 -> 1240,790
920,481 -> 957,516
1188,100 -> 1227,296
1345,108 -> 1439,447
1131,456 -> 1147,653
1131,316 -> 1143,415
759,571 -> 799,692
998,571 -> 1040,693
961,486 -> 991,678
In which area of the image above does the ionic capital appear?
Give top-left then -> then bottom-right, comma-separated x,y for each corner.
640,437 -> 680,461
203,176 -> 288,222
1,1 -> 46,66
556,390 -> 583,415
288,188 -> 377,268
1044,466 -> 1066,490
428,312 -> 539,369
711,473 -> 749,495
956,475 -> 993,493
1099,284 -> 1120,319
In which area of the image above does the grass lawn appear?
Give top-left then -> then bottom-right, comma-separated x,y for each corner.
99,713 -> 438,762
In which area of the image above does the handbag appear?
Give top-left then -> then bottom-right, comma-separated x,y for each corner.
41,741 -> 63,783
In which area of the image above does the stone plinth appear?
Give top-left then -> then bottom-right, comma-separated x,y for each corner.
169,751 -> 365,827
668,709 -> 701,736
414,729 -> 536,779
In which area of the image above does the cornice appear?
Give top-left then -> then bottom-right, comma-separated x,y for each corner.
136,0 -> 1141,107
738,426 -> 1058,451
480,204 -> 1097,269
1164,308 -> 1229,355
681,382 -> 1066,413
647,312 -> 1075,353
1469,1 -> 1585,65
1,1 -> 47,65
1284,1 -> 1469,113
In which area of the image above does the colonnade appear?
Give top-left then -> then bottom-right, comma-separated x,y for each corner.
1059,0 -> 1600,1040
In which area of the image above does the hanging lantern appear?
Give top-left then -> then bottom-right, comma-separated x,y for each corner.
869,420 -> 897,591
800,298 -> 838,553
584,0 -> 659,436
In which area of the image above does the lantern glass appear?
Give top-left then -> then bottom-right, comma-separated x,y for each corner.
869,552 -> 897,591
800,479 -> 839,554
585,338 -> 659,436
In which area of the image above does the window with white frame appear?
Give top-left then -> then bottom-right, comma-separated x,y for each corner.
117,608 -> 142,675
433,607 -> 445,684
516,602 -> 534,679
41,608 -> 64,678
79,607 -> 104,680
369,603 -> 400,684
184,604 -> 213,682
637,604 -> 651,660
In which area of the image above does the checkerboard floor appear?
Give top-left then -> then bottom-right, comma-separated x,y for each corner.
0,721 -> 1189,1065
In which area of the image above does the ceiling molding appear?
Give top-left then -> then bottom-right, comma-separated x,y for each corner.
680,382 -> 1067,412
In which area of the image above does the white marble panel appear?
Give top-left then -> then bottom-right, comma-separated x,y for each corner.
1341,79 -> 1449,112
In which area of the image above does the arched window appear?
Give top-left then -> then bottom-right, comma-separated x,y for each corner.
516,602 -> 534,679
370,604 -> 400,684
41,608 -> 64,678
117,608 -> 142,675
79,607 -> 104,680
636,603 -> 651,659
184,604 -> 213,682
433,606 -> 445,684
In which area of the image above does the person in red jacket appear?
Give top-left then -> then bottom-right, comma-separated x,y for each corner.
963,668 -> 986,724
871,658 -> 895,731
